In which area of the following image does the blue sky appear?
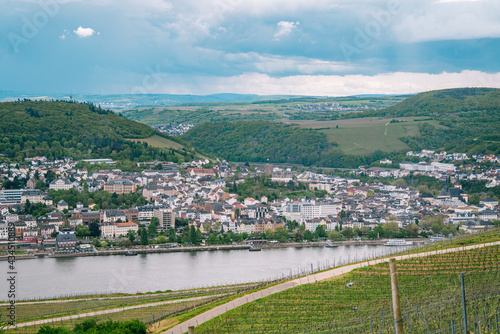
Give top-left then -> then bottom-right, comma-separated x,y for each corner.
1,0 -> 500,96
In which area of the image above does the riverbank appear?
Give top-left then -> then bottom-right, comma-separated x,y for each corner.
0,238 -> 427,261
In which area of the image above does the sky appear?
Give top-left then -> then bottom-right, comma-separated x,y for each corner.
1,0 -> 500,96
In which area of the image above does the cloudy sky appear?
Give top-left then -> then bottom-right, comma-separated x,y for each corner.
1,0 -> 500,96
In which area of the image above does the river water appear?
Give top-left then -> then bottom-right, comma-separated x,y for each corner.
8,245 -> 407,300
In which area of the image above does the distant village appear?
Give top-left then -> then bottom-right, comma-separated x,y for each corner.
0,148 -> 499,253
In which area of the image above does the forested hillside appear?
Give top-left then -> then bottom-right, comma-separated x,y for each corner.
0,100 -> 194,162
181,88 -> 500,167
181,121 -> 392,168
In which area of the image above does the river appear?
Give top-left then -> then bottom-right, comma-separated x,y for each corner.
8,244 -> 407,300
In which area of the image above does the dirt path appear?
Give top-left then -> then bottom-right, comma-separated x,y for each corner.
164,241 -> 500,334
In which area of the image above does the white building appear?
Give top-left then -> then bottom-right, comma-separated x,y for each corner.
49,178 -> 74,190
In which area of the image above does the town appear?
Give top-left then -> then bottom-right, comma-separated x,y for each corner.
0,148 -> 499,255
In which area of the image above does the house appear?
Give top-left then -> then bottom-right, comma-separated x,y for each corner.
19,215 -> 37,228
479,209 -> 498,221
101,223 -> 117,239
480,197 -> 498,209
0,221 -> 8,240
49,178 -> 74,190
102,210 -> 127,223
115,222 -> 138,237
57,200 -> 69,211
55,228 -> 77,251
26,178 -> 37,189
103,179 -> 136,194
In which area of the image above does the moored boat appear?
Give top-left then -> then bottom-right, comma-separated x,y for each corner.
325,240 -> 338,248
248,244 -> 261,252
125,250 -> 138,256
384,239 -> 413,246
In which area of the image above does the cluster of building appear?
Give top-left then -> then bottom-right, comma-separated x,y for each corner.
406,149 -> 500,164
0,155 -> 499,251
152,123 -> 195,136
292,103 -> 377,112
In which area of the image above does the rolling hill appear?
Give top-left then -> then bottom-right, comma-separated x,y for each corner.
0,100 -> 197,163
181,88 -> 500,167
357,87 -> 500,153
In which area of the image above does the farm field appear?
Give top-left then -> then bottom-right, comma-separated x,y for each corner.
195,244 -> 500,334
282,117 -> 447,155
125,134 -> 185,150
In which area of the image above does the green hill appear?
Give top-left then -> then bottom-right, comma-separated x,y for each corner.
181,88 -> 500,167
358,87 -> 500,153
181,120 -> 389,168
0,100 -> 196,163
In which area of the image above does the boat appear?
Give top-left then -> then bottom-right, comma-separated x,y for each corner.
248,244 -> 261,252
384,239 -> 413,246
429,236 -> 445,243
125,250 -> 138,256
325,240 -> 338,248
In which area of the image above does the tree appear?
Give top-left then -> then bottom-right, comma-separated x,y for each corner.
127,230 -> 136,244
406,224 -> 420,237
156,235 -> 167,244
88,221 -> 101,238
139,228 -> 148,245
303,230 -> 314,241
327,230 -> 342,241
75,225 -> 90,238
382,222 -> 400,237
92,238 -> 101,248
341,227 -> 354,239
148,217 -> 159,237
188,225 -> 197,245
314,225 -> 327,239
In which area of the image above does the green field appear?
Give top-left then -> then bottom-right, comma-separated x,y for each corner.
126,135 -> 186,150
283,117 -> 446,155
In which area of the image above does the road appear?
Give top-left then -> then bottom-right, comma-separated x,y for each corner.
163,241 -> 500,334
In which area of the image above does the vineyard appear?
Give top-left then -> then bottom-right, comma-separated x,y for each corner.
195,245 -> 500,334
2,284 -> 266,333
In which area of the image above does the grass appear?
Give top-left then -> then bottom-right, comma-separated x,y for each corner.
125,134 -> 185,150
284,117 -> 447,155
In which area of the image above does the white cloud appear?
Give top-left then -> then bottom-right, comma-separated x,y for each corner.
59,29 -> 70,40
225,52 -> 353,74
74,26 -> 97,38
149,70 -> 500,96
274,21 -> 300,40
392,0 -> 500,43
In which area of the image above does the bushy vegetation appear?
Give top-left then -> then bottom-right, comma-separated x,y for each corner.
48,188 -> 147,211
36,319 -> 146,334
0,100 -> 193,163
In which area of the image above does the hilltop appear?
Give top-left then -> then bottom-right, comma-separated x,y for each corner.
0,100 -> 197,164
